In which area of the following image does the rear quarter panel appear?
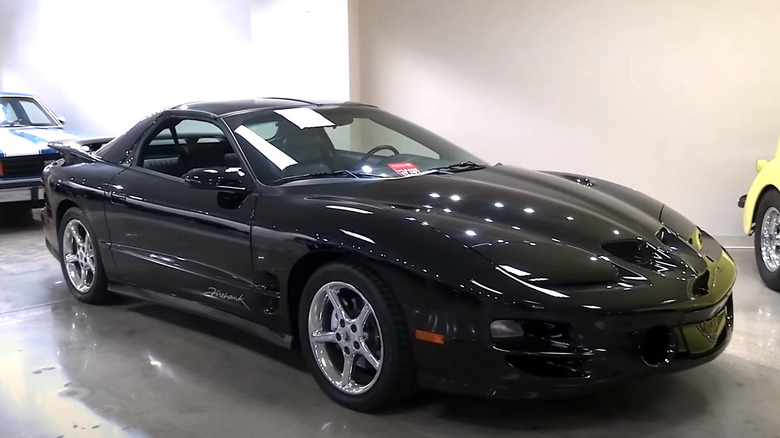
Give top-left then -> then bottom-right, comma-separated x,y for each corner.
43,159 -> 125,277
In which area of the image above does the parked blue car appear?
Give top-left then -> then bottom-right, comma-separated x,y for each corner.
0,92 -> 79,210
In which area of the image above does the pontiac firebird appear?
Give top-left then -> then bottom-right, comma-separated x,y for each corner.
41,98 -> 735,411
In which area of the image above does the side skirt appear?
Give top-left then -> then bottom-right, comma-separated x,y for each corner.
108,281 -> 293,349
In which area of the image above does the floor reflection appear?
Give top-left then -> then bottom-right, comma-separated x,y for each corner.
0,306 -> 143,437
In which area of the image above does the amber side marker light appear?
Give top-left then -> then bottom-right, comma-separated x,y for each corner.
414,329 -> 445,345
0,161 -> 4,177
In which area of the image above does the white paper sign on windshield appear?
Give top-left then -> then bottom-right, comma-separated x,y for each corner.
235,125 -> 297,170
275,108 -> 335,129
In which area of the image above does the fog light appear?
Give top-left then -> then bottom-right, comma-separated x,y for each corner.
490,320 -> 525,338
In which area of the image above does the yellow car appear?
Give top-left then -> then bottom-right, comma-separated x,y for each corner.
741,138 -> 780,290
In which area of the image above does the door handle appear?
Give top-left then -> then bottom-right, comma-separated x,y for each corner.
110,191 -> 127,203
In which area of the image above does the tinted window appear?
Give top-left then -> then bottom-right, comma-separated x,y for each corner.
322,118 -> 439,159
0,96 -> 56,127
19,100 -> 54,125
95,113 -> 160,165
227,106 -> 482,185
0,101 -> 19,124
135,118 -> 239,178
245,120 -> 278,140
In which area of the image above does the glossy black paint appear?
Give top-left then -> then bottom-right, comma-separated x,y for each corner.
41,99 -> 735,398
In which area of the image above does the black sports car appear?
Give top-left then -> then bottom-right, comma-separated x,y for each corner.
41,98 -> 735,411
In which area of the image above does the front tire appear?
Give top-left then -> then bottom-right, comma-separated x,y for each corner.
298,262 -> 415,411
59,207 -> 110,303
755,190 -> 780,291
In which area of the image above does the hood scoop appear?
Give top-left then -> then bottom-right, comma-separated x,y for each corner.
554,173 -> 595,187
602,238 -> 698,281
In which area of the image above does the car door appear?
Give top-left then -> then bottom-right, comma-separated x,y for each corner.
103,114 -> 259,319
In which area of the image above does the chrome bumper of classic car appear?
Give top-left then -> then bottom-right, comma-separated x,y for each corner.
0,177 -> 45,204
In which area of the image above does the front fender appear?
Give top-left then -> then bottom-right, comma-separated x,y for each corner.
743,158 -> 780,235
260,195 -> 502,295
251,193 -> 509,336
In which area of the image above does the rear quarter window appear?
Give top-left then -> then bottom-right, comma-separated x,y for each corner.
94,113 -> 161,164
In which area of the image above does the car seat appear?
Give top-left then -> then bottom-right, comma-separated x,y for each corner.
277,128 -> 336,177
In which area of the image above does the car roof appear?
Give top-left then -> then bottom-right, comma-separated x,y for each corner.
0,92 -> 35,98
172,97 -> 374,117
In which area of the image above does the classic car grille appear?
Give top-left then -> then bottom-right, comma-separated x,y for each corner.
0,154 -> 59,178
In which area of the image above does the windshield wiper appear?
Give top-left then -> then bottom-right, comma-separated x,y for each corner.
428,161 -> 487,173
272,169 -> 382,184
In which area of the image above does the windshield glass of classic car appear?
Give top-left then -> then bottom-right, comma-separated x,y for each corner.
0,97 -> 57,127
230,106 -> 485,185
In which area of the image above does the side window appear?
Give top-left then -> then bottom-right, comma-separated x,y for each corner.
135,119 -> 238,177
0,101 -> 18,123
95,113 -> 159,165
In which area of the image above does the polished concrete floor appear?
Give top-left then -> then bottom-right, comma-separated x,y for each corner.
0,211 -> 778,438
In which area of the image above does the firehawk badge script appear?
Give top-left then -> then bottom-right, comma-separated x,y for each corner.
205,287 -> 250,310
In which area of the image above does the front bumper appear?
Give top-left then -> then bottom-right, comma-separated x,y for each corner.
414,292 -> 734,399
0,177 -> 45,206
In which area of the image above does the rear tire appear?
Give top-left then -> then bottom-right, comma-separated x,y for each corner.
58,207 -> 110,303
754,190 -> 780,291
298,261 -> 415,411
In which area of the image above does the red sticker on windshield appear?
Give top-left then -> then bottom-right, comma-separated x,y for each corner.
388,162 -> 421,176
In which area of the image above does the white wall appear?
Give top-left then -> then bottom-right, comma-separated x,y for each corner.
2,0 -> 772,236
353,0 -> 780,237
251,0 -> 350,100
0,0 -> 349,136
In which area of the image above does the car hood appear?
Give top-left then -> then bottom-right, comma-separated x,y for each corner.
0,127 -> 76,157
319,164 -> 665,249
307,165 -> 717,289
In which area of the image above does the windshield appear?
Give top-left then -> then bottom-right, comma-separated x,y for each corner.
0,96 -> 58,127
227,105 -> 485,185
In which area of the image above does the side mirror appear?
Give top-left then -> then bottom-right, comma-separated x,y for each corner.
57,116 -> 66,125
183,166 -> 248,191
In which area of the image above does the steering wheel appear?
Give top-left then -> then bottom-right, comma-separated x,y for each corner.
358,145 -> 400,165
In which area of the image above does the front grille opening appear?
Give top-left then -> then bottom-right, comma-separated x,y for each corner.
1,154 -> 59,178
691,271 -> 710,297
493,320 -> 572,351
683,296 -> 734,359
640,326 -> 676,367
656,227 -> 680,247
506,355 -> 590,379
496,320 -> 590,379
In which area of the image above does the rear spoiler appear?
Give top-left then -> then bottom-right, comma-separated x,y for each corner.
47,137 -> 114,163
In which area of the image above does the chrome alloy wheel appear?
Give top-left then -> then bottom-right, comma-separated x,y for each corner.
62,218 -> 96,293
761,207 -> 780,272
307,281 -> 384,395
